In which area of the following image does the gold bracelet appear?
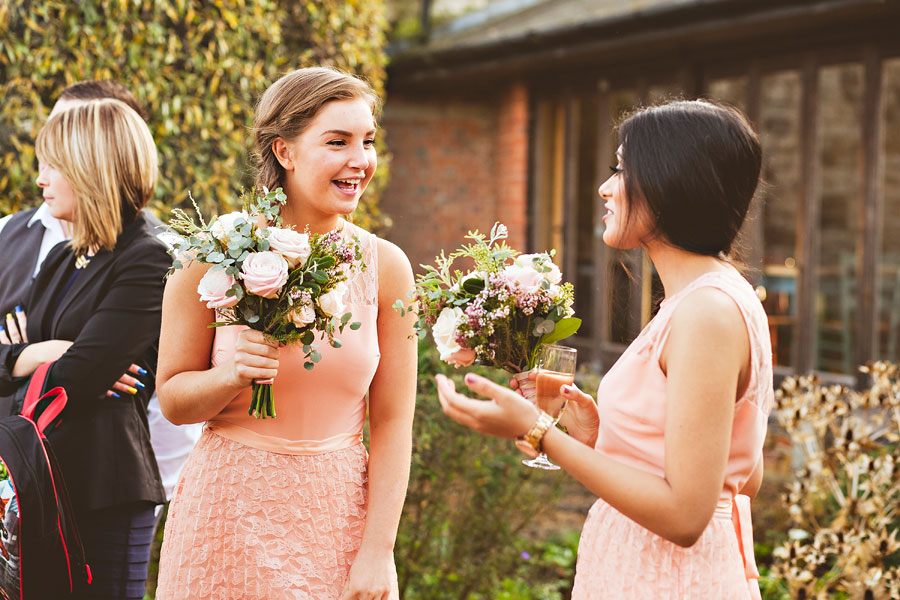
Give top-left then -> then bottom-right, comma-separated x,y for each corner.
520,410 -> 555,453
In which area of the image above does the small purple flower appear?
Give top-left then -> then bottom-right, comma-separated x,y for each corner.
521,551 -> 531,560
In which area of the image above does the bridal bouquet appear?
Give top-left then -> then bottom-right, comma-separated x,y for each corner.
397,222 -> 580,374
167,187 -> 363,418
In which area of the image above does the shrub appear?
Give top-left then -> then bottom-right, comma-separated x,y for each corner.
397,342 -> 567,599
0,0 -> 389,230
767,362 -> 900,599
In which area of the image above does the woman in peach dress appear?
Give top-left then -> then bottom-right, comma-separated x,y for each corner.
437,100 -> 772,599
154,68 -> 417,599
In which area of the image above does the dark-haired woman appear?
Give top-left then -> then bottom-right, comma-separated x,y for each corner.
436,100 -> 773,599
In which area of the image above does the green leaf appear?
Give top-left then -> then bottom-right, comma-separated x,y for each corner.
301,330 -> 314,345
538,317 -> 581,346
310,270 -> 328,283
310,349 -> 322,362
304,361 -> 315,370
247,314 -> 260,324
207,251 -> 225,263
462,278 -> 485,294
349,321 -> 362,330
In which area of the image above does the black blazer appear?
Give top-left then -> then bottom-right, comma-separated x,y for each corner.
0,216 -> 168,514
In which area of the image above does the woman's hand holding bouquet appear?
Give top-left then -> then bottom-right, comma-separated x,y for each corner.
167,187 -> 363,418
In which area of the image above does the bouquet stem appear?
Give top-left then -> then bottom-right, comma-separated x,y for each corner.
250,378 -> 276,419
513,370 -> 536,402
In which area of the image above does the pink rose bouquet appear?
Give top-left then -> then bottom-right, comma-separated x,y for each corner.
396,222 -> 580,373
167,187 -> 364,418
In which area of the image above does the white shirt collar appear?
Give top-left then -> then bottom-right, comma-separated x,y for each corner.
28,202 -> 68,239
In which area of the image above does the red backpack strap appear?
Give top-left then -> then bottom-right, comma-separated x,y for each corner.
21,362 -> 68,434
21,361 -> 54,419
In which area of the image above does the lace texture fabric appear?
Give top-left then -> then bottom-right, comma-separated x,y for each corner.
343,221 -> 378,307
156,430 -> 399,600
572,499 -> 750,600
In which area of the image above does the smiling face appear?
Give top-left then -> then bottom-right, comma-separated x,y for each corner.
598,146 -> 653,249
275,98 -> 377,225
35,161 -> 78,221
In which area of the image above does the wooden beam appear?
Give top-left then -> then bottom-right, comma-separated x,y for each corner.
855,45 -> 885,378
594,81 -> 612,361
562,94 -> 580,302
795,54 -> 822,374
745,61 -> 765,286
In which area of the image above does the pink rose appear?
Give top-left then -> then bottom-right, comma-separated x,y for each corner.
446,348 -> 476,368
515,253 -> 562,284
240,251 -> 289,298
290,301 -> 317,327
502,264 -> 544,293
197,269 -> 240,309
267,227 -> 311,268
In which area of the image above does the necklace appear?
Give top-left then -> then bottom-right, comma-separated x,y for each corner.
74,254 -> 91,270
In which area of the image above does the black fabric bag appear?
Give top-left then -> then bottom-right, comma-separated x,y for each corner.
0,362 -> 91,599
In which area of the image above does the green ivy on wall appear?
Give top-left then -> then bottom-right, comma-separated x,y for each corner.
0,0 -> 389,230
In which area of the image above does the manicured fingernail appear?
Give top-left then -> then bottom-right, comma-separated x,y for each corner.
135,381 -> 145,389
125,386 -> 138,395
110,392 -> 120,398
0,325 -> 4,332
14,306 -> 22,313
137,367 -> 148,376
5,314 -> 11,321
464,373 -> 475,384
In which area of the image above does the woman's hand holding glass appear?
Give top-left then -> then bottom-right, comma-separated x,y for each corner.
511,374 -> 599,449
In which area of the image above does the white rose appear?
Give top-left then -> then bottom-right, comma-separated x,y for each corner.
210,211 -> 250,244
290,301 -> 317,327
433,307 -> 465,360
318,281 -> 348,317
267,227 -> 311,268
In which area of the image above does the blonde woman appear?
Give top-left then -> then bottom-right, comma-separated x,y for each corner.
155,67 -> 416,599
0,99 -> 168,599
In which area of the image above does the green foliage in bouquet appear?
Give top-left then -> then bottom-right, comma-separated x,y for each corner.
168,187 -> 362,352
0,0 -> 390,232
767,362 -> 900,599
397,223 -> 581,373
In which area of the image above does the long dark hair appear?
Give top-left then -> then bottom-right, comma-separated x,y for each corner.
617,100 -> 762,257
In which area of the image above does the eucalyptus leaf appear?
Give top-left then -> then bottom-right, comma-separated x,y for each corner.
538,317 -> 581,346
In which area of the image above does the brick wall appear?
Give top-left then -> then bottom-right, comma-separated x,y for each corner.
379,84 -> 529,273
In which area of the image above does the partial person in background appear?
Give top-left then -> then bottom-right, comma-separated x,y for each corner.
0,79 -> 201,500
0,98 -> 168,599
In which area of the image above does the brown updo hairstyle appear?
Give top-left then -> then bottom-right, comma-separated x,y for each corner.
252,67 -> 379,193
617,100 -> 762,257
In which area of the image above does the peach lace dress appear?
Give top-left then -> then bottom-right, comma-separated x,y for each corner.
571,269 -> 774,600
156,222 -> 399,600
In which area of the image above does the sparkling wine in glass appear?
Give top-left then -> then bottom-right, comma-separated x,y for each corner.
523,344 -> 577,470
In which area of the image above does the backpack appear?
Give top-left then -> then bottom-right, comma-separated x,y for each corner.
0,362 -> 91,599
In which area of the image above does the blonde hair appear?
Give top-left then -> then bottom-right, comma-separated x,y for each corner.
35,98 -> 158,253
253,67 -> 379,193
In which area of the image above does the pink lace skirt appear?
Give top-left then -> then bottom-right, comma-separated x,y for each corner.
572,498 -> 750,599
155,429 -> 398,600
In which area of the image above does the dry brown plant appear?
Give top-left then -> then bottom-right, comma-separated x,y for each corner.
771,361 -> 900,599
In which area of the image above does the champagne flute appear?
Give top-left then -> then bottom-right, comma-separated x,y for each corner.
523,344 -> 577,470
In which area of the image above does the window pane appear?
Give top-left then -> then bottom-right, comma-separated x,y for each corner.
706,76 -> 748,113
759,71 -> 802,368
533,100 -> 565,259
878,58 -> 900,362
814,63 -> 862,374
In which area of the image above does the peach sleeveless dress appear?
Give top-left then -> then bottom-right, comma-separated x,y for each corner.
571,269 -> 774,600
156,222 -> 399,600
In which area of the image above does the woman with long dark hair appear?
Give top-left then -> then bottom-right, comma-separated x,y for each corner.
438,100 -> 772,599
